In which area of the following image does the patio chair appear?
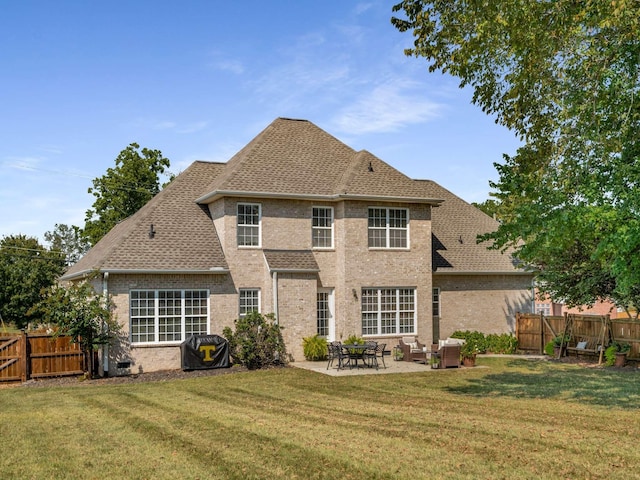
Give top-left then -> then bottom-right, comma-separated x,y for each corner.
326,342 -> 350,370
435,338 -> 462,368
398,337 -> 426,362
365,342 -> 387,369
362,342 -> 379,369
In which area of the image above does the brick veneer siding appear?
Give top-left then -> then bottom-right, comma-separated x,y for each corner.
103,197 -> 438,372
210,197 -> 434,360
433,274 -> 534,339
105,273 -> 237,376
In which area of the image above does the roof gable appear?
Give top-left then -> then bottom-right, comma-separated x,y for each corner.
196,118 -> 442,204
418,180 -> 523,274
62,161 -> 229,279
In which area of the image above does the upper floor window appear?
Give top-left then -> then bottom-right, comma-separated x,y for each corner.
312,206 -> 334,249
237,203 -> 261,247
130,289 -> 209,344
239,288 -> 260,317
368,207 -> 408,249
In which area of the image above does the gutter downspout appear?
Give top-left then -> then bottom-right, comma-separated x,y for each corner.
272,271 -> 279,325
102,272 -> 109,377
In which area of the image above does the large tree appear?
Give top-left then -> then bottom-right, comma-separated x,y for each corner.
0,235 -> 65,329
44,223 -> 90,266
83,143 -> 170,246
392,1 -> 640,308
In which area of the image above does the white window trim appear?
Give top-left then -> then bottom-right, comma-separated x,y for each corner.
317,288 -> 335,339
239,288 -> 261,317
367,207 -> 410,250
432,287 -> 441,317
312,206 -> 334,249
130,289 -> 210,345
361,287 -> 416,336
237,202 -> 262,248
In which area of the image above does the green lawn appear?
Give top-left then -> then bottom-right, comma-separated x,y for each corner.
1,357 -> 638,479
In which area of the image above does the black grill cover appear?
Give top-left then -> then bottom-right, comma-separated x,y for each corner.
180,334 -> 230,370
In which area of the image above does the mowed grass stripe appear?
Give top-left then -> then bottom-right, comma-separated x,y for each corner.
1,357 -> 639,479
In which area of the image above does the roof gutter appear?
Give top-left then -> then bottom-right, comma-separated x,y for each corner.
433,270 -> 534,276
61,267 -> 230,282
196,190 -> 444,206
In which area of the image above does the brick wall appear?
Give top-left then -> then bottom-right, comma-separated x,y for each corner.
434,274 -> 534,338
105,198 -> 435,372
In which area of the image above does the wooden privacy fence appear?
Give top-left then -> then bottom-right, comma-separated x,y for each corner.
516,312 -> 640,360
0,332 -> 85,383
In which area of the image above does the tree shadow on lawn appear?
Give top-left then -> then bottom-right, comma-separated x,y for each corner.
446,359 -> 640,409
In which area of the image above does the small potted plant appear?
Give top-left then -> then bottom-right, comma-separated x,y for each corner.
429,353 -> 440,369
604,341 -> 631,367
393,348 -> 404,361
460,340 -> 480,367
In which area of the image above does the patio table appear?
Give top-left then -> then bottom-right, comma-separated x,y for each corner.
341,344 -> 375,369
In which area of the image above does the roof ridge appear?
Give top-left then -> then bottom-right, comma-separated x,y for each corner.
335,150 -> 366,194
201,121 -> 278,194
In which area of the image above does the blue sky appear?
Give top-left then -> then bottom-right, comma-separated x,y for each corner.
0,1 -> 520,243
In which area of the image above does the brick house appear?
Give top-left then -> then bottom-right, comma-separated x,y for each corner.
62,118 -> 533,375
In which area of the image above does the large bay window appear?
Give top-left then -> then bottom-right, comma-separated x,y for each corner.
361,287 -> 416,335
368,207 -> 408,248
130,290 -> 209,344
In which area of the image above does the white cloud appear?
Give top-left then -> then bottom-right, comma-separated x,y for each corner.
214,58 -> 245,75
332,82 -> 442,134
177,121 -> 208,134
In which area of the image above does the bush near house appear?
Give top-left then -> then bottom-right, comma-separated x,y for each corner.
302,334 -> 328,361
450,330 -> 518,354
222,312 -> 287,370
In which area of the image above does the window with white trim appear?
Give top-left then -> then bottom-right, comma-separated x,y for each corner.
130,290 -> 209,344
317,291 -> 330,337
237,203 -> 261,247
432,288 -> 440,317
239,289 -> 260,317
361,287 -> 415,335
312,207 -> 334,249
536,303 -> 551,316
368,207 -> 408,248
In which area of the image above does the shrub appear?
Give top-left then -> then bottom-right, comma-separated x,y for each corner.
222,312 -> 287,370
302,334 -> 328,361
544,341 -> 555,356
451,330 -> 487,353
451,331 -> 518,355
344,334 -> 364,345
485,333 -> 518,354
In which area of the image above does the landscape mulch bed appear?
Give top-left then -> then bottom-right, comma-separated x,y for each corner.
15,365 -> 251,388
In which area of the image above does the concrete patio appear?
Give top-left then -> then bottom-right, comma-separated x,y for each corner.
291,354 -> 544,376
291,358 -> 468,376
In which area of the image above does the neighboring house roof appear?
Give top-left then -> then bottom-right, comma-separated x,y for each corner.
62,161 -> 229,280
196,118 -> 442,204
419,180 -> 525,275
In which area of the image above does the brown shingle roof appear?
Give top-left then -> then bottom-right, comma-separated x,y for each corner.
62,161 -> 229,279
196,118 -> 442,204
263,250 -> 320,272
418,180 -> 524,274
63,118 -> 520,278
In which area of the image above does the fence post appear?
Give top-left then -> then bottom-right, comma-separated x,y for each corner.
20,330 -> 28,382
539,312 -> 545,354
